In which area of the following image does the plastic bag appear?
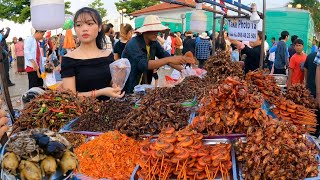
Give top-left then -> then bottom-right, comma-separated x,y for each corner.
181,66 -> 207,78
21,87 -> 46,106
134,84 -> 155,94
109,58 -> 131,89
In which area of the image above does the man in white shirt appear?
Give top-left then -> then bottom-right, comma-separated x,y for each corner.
264,35 -> 270,55
24,30 -> 46,89
102,23 -> 114,52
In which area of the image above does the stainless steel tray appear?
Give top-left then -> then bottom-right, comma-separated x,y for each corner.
131,138 -> 236,180
233,135 -> 320,180
60,111 -> 196,137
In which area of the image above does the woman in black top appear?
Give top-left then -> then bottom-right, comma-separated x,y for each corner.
113,23 -> 133,60
61,7 -> 124,100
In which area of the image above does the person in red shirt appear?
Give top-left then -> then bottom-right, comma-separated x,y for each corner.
170,32 -> 176,56
288,39 -> 306,88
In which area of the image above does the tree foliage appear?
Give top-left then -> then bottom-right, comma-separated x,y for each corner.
89,0 -> 107,19
0,0 -> 72,24
115,0 -> 160,15
291,0 -> 320,32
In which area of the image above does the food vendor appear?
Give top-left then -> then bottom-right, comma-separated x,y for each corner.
61,7 -> 124,100
121,15 -> 195,93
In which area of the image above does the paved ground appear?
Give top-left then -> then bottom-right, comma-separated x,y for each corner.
1,61 -> 28,110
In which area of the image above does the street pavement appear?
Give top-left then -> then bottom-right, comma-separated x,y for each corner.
1,61 -> 28,110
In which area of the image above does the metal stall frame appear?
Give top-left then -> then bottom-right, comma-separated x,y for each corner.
161,0 -> 266,68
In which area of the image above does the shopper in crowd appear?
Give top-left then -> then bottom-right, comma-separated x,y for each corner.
304,42 -> 319,97
230,31 -> 263,74
121,15 -> 195,93
102,23 -> 114,52
15,37 -> 25,74
288,35 -> 298,60
114,32 -> 120,45
195,32 -> 212,68
10,37 -> 17,66
312,46 -> 320,138
273,31 -> 290,75
268,37 -> 277,70
224,31 -> 232,53
271,37 -> 276,46
231,44 -> 239,62
170,32 -> 177,56
61,7 -> 123,100
114,23 -> 133,60
24,30 -> 46,89
1,27 -> 15,86
215,31 -> 227,51
163,30 -> 172,55
41,49 -> 59,90
287,39 -> 306,88
314,48 -> 320,106
182,31 -> 196,56
311,39 -> 318,53
175,32 -> 183,56
264,35 -> 270,55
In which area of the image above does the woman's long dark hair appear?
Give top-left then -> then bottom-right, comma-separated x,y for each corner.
73,7 -> 106,49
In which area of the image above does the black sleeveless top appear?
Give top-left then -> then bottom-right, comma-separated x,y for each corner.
61,54 -> 114,100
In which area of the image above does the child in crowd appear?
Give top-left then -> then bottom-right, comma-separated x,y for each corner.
287,39 -> 306,87
39,49 -> 59,90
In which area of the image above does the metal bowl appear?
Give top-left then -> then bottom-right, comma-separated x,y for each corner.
0,129 -> 74,180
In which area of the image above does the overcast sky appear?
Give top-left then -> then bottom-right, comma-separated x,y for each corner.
2,0 -> 291,40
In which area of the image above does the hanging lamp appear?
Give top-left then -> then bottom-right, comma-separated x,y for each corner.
31,0 -> 65,30
190,0 -> 207,33
250,3 -> 260,24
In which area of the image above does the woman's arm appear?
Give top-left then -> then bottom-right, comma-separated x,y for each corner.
148,56 -> 194,70
62,77 -> 124,98
114,53 -> 120,60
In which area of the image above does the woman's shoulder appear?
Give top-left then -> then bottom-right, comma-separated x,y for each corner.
64,49 -> 112,59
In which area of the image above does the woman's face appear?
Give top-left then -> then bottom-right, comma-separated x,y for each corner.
75,13 -> 101,44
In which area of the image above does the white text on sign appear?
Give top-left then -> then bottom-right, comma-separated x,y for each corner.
228,18 -> 258,42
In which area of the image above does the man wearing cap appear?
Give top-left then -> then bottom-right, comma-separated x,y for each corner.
24,30 -> 46,89
122,15 -> 195,93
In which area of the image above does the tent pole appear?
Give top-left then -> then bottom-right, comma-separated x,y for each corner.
238,0 -> 241,16
212,1 -> 216,55
260,0 -> 266,69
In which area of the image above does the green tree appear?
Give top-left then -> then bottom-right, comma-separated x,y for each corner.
0,0 -> 73,24
89,0 -> 107,19
115,0 -> 160,15
291,0 -> 320,32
